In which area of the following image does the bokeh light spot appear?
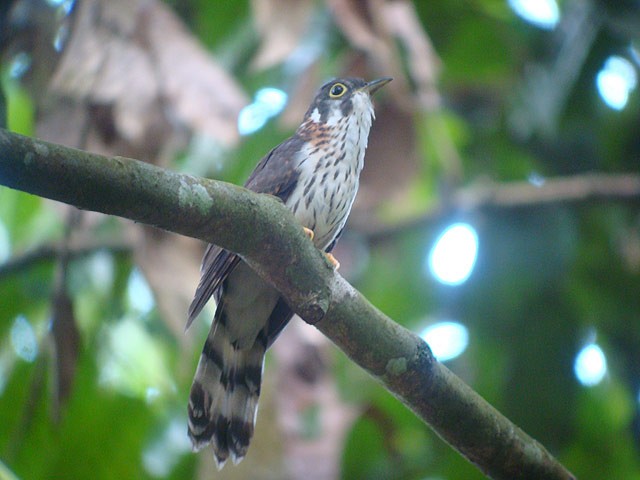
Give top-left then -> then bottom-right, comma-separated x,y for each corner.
85,250 -> 115,295
53,23 -> 70,52
528,171 -> 546,187
143,417 -> 192,477
420,321 -> 469,362
508,0 -> 559,29
8,52 -> 31,79
10,315 -> 38,362
597,56 -> 637,110
428,223 -> 479,286
574,343 -> 607,386
98,317 -> 173,397
127,268 -> 155,314
238,87 -> 288,135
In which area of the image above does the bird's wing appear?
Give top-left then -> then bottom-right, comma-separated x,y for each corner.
186,135 -> 304,330
186,245 -> 240,329
244,135 -> 303,201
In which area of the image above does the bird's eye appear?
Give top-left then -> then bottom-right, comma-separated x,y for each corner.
329,83 -> 347,98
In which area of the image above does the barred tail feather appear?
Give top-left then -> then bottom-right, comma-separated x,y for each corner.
188,322 -> 266,468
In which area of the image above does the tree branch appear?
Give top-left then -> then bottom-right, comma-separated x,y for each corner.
0,128 -> 575,479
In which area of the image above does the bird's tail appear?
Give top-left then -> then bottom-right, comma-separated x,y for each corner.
188,321 -> 265,468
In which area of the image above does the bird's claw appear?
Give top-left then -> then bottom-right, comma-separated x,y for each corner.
303,227 -> 315,240
325,253 -> 340,270
303,227 -> 339,269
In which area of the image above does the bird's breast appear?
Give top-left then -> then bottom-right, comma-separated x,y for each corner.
288,114 -> 371,250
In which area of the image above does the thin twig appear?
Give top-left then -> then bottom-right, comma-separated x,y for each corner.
352,173 -> 640,241
0,238 -> 131,278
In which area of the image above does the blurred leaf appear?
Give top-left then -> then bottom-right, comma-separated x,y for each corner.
97,316 -> 174,399
441,16 -> 516,84
564,381 -> 640,480
341,413 -> 391,480
1,76 -> 33,135
186,0 -> 251,50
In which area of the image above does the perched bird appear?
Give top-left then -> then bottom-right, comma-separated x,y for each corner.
186,76 -> 392,468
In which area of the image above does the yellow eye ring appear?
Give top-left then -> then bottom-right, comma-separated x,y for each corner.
329,83 -> 347,98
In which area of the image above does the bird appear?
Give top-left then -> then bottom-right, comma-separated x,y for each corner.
186,76 -> 392,468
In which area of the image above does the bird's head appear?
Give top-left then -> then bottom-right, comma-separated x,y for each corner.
303,77 -> 392,126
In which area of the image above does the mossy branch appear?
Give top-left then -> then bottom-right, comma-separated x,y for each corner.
0,128 -> 575,480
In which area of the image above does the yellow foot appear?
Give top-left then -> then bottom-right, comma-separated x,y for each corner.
303,228 -> 339,270
303,227 -> 315,241
325,252 -> 340,270
302,227 -> 315,240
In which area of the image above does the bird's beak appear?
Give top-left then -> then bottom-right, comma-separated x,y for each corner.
363,77 -> 393,95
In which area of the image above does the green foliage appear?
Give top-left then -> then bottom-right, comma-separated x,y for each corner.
0,76 -> 33,135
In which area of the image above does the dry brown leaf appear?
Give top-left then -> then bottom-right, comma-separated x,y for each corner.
326,0 -> 441,110
145,3 -> 248,146
327,0 -> 382,50
326,0 -> 401,80
251,0 -> 317,70
382,0 -> 441,109
40,0 -> 247,161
